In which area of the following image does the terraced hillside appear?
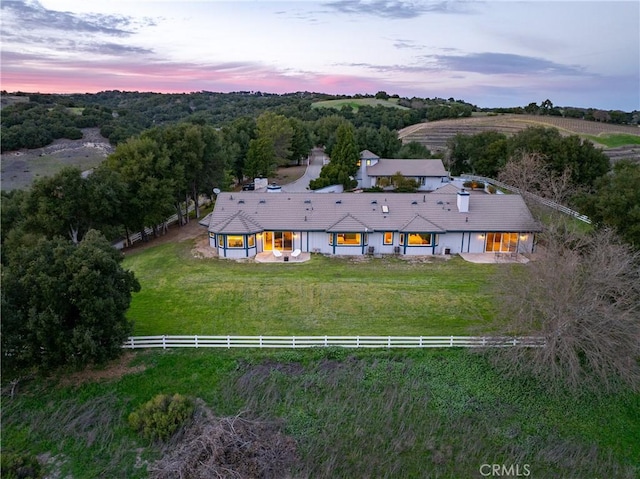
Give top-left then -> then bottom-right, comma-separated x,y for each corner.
399,114 -> 640,162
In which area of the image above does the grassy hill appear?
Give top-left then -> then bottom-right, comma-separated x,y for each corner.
311,97 -> 410,111
399,114 -> 640,158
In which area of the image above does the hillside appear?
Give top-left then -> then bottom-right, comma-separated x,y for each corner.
399,114 -> 640,162
311,98 -> 410,111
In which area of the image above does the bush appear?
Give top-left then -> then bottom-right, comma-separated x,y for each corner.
0,451 -> 42,479
129,394 -> 195,442
487,185 -> 497,194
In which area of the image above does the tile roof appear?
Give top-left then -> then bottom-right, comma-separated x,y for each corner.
202,191 -> 541,234
367,159 -> 448,177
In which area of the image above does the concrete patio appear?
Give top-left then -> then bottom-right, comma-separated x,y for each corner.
459,252 -> 530,264
254,251 -> 312,263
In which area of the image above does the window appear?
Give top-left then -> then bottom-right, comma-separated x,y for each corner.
218,235 -> 224,247
336,233 -> 362,245
209,232 -> 215,239
407,233 -> 432,246
383,232 -> 393,245
227,235 -> 245,248
328,233 -> 333,246
400,233 -> 405,245
485,232 -> 518,252
248,234 -> 255,248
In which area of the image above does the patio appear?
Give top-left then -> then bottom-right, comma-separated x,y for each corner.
255,251 -> 312,263
459,252 -> 530,264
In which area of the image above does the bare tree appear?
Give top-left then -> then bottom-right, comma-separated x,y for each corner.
491,219 -> 640,394
499,152 -> 574,205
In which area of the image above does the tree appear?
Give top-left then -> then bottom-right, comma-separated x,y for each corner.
580,160 -> 640,248
256,111 -> 293,167
287,117 -> 313,165
311,123 -> 359,190
1,230 -> 140,370
498,152 -> 574,205
105,136 -> 176,239
491,222 -> 640,393
245,136 -> 277,179
395,141 -> 431,159
24,167 -> 126,244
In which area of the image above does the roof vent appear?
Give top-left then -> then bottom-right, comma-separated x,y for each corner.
411,201 -> 418,205
259,199 -> 266,204
336,200 -> 342,204
238,200 -> 245,204
381,205 -> 389,213
437,201 -> 443,205
304,199 -> 311,204
371,200 -> 377,204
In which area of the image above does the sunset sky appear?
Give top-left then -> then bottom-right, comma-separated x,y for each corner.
1,0 -> 638,110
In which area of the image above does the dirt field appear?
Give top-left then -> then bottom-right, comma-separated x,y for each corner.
1,127 -> 113,191
398,114 -> 640,155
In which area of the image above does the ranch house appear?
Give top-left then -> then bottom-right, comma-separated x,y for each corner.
356,150 -> 450,191
199,190 -> 541,259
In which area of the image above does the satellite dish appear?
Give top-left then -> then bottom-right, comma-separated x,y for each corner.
213,188 -> 221,195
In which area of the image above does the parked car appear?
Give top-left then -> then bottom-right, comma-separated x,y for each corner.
242,182 -> 255,191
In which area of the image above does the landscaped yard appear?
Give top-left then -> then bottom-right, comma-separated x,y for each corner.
123,241 -> 498,336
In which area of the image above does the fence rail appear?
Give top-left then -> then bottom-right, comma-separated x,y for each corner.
123,335 -> 545,350
461,174 -> 592,224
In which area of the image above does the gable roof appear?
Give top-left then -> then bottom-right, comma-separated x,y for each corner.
205,191 -> 541,235
360,150 -> 380,159
327,213 -> 373,232
400,214 -> 445,233
367,159 -> 448,177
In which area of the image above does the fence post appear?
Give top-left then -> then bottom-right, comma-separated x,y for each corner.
162,335 -> 166,350
482,337 -> 486,347
324,335 -> 328,347
293,336 -> 296,348
227,335 -> 230,349
450,336 -> 454,347
260,335 -> 263,348
129,337 -> 134,349
419,336 -> 423,348
513,338 -> 517,346
356,336 -> 360,348
387,336 -> 391,348
195,335 -> 198,349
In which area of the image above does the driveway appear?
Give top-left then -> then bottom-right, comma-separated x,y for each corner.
280,147 -> 325,193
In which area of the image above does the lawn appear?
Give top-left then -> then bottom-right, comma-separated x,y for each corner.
3,349 -> 638,478
123,241 -> 498,336
586,133 -> 640,148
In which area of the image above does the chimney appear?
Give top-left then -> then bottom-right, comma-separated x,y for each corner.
457,189 -> 470,213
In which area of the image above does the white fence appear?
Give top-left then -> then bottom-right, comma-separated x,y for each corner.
461,174 -> 592,224
123,335 -> 545,350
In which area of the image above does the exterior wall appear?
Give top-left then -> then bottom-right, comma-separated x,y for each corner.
417,177 -> 449,191
210,230 -> 536,258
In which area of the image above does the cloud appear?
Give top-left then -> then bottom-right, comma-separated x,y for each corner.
323,0 -> 471,19
1,0 -> 139,36
429,52 -> 586,76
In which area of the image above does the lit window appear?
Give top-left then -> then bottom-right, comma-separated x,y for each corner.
383,232 -> 393,245
209,232 -> 215,239
407,233 -> 432,246
227,235 -> 245,248
336,233 -> 361,245
248,234 -> 255,248
218,235 -> 224,247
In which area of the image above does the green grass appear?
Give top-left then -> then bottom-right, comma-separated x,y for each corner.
3,349 -> 638,478
586,133 -> 640,147
311,98 -> 409,111
123,242 -> 497,336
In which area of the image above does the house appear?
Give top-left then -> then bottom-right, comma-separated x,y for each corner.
199,190 -> 541,259
357,150 -> 450,191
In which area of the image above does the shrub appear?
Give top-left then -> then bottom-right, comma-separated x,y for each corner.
487,185 -> 497,194
129,393 -> 195,442
0,451 -> 42,479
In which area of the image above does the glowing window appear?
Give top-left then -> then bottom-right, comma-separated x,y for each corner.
248,234 -> 255,248
336,233 -> 361,245
227,235 -> 245,248
218,235 -> 224,247
383,232 -> 393,245
407,233 -> 432,246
